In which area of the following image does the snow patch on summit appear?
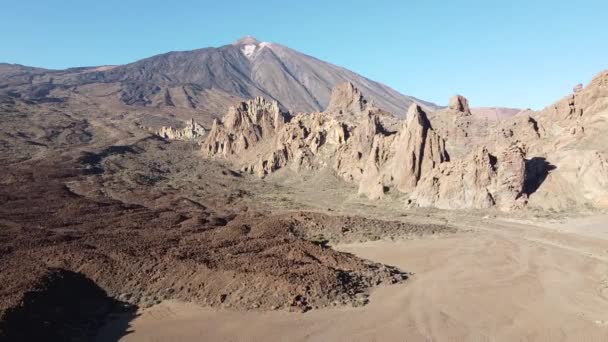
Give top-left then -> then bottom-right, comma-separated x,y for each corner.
241,42 -> 272,59
242,44 -> 257,58
260,42 -> 273,49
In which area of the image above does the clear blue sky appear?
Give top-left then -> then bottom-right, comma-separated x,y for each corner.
1,0 -> 606,109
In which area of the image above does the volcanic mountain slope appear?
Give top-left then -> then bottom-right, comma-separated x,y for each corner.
0,36 -> 435,125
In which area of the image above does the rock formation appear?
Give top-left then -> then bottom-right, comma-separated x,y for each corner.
198,85 -> 534,210
155,118 -> 206,141
203,84 -> 375,178
202,97 -> 285,158
195,70 -> 608,211
357,104 -> 449,199
410,144 -> 527,210
325,82 -> 368,117
448,95 -> 471,115
393,104 -> 448,192
428,95 -> 476,159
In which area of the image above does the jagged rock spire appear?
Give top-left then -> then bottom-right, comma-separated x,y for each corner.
394,104 -> 448,193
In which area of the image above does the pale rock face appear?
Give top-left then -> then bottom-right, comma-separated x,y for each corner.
357,104 -> 448,199
357,134 -> 394,199
429,95 -> 476,159
410,144 -> 527,210
392,104 -> 448,193
540,70 -> 608,124
576,151 -> 608,207
528,150 -> 608,210
261,112 -> 350,177
410,147 -> 495,209
496,115 -> 544,153
335,111 -> 383,182
448,95 -> 471,115
200,85 -> 528,210
495,145 -> 528,210
202,97 -> 284,158
249,83 -> 375,179
325,82 -> 368,117
197,73 -> 608,211
155,118 -> 206,141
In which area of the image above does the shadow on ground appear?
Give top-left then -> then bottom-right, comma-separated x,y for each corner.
0,269 -> 138,342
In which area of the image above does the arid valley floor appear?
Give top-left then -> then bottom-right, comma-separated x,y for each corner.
98,214 -> 608,341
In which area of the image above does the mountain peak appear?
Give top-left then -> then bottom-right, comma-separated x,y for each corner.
233,36 -> 260,45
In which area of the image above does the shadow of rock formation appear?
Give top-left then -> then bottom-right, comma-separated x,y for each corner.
524,157 -> 557,196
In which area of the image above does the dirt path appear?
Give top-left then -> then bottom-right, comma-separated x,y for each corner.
99,216 -> 608,341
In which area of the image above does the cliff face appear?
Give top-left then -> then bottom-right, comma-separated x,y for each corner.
410,145 -> 528,211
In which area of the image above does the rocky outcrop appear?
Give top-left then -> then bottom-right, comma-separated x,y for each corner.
526,150 -> 608,210
199,86 -> 536,210
234,85 -> 377,178
356,104 -> 449,199
247,112 -> 347,177
410,144 -> 527,210
335,111 -> 384,182
200,83 -> 594,211
392,104 -> 449,193
541,70 -> 608,123
448,95 -> 471,115
357,135 -> 392,199
202,97 -> 285,158
428,95 -> 477,159
325,82 -> 368,117
495,145 -> 528,209
155,118 -> 206,141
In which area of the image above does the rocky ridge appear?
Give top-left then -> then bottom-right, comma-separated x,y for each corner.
157,70 -> 608,211
191,83 -> 536,210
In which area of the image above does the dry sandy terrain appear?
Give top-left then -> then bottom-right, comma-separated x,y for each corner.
99,215 -> 608,342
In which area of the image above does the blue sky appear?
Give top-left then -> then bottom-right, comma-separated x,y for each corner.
1,0 -> 606,109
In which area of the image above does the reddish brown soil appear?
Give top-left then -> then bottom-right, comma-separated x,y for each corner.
0,155 -> 412,340
0,103 -> 452,340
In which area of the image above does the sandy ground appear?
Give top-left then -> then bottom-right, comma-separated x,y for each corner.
98,215 -> 608,342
